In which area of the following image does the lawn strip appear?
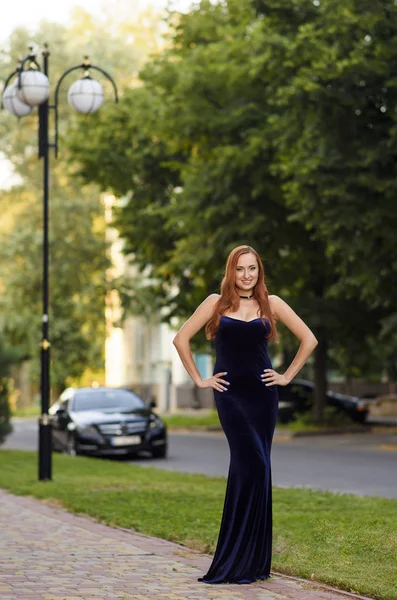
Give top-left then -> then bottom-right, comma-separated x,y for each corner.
0,449 -> 395,600
11,406 -> 40,418
163,411 -> 369,434
163,410 -> 221,429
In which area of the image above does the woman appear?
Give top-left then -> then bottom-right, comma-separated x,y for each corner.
172,245 -> 318,584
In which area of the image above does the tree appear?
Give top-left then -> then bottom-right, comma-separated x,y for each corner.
0,8 -> 165,392
258,0 -> 397,408
263,0 -> 397,319
67,0 -> 397,422
68,0 -> 307,316
0,182 -> 110,390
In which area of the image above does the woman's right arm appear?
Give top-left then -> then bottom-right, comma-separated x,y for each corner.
172,294 -> 229,392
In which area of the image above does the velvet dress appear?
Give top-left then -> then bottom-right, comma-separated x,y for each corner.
198,315 -> 278,584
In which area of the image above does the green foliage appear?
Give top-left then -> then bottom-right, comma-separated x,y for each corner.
0,182 -> 109,389
265,0 -> 397,305
0,450 -> 396,599
263,0 -> 397,380
288,406 -> 355,430
0,9 -> 165,389
68,0 -> 321,327
10,405 -> 40,418
66,0 -> 397,396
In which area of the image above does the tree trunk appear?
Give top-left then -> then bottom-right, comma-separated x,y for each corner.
345,374 -> 353,396
387,359 -> 397,394
313,327 -> 328,424
192,383 -> 201,409
282,347 -> 296,371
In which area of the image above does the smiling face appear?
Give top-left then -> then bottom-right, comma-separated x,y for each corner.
235,252 -> 259,295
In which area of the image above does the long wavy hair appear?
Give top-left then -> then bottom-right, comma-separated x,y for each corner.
205,245 -> 278,342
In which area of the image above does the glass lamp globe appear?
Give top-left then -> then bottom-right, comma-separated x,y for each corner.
16,70 -> 50,107
67,77 -> 104,114
2,82 -> 34,117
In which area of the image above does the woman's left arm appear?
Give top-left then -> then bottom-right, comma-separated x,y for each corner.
262,295 -> 318,387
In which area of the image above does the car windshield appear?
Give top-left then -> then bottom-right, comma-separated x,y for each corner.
72,389 -> 146,412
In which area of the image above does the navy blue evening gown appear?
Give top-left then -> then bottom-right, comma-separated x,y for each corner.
199,315 -> 278,584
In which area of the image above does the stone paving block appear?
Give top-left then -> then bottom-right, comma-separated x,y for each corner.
0,489 -> 375,600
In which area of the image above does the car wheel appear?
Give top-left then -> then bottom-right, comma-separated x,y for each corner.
277,413 -> 292,424
152,444 -> 167,459
126,451 -> 137,459
51,439 -> 61,453
352,413 -> 367,424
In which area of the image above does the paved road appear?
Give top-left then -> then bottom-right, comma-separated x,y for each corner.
145,430 -> 397,499
4,418 -> 397,499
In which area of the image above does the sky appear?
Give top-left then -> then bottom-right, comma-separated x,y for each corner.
0,0 -> 192,189
0,0 -> 192,43
0,0 -> 106,43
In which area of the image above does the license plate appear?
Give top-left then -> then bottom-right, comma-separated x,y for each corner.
111,435 -> 141,446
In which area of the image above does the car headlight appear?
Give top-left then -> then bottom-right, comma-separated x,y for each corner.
76,425 -> 98,436
149,417 -> 164,430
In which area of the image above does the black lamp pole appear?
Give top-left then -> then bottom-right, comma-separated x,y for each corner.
38,47 -> 51,480
2,44 -> 118,481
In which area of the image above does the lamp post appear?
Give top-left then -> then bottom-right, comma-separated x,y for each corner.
1,44 -> 118,481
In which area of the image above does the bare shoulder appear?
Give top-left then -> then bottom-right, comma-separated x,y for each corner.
195,293 -> 220,312
268,294 -> 297,321
189,293 -> 220,321
268,294 -> 315,342
200,293 -> 220,311
205,293 -> 221,316
268,294 -> 283,319
173,293 -> 220,342
207,293 -> 221,304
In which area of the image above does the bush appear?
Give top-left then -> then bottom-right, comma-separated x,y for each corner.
289,406 -> 355,429
0,378 -> 13,444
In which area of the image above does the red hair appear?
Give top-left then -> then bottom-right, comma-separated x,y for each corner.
205,245 -> 279,342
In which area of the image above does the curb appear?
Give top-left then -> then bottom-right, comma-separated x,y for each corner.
289,426 -> 372,437
168,425 -> 373,438
270,571 -> 375,600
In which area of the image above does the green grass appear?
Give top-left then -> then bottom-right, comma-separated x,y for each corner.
279,419 -> 366,433
0,450 -> 395,599
163,410 -> 368,434
163,410 -> 221,429
12,406 -> 40,418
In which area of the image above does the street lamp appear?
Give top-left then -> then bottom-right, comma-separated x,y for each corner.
1,44 -> 118,481
2,81 -> 34,116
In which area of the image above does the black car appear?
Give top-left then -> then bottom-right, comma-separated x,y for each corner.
50,387 -> 167,458
277,379 -> 370,424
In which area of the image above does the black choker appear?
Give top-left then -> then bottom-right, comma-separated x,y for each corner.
239,294 -> 253,300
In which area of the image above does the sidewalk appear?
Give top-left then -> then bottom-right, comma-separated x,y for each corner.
0,489 -> 374,600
